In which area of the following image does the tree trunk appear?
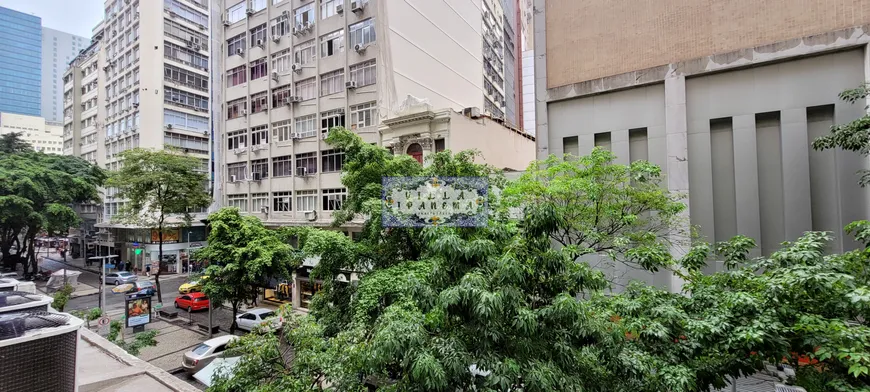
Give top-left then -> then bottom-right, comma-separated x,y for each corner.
26,233 -> 37,276
230,300 -> 239,333
156,225 -> 163,304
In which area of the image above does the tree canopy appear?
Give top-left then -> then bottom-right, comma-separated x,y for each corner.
812,83 -> 870,186
106,147 -> 211,302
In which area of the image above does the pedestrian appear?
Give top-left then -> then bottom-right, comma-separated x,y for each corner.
145,264 -> 151,277
60,249 -> 67,262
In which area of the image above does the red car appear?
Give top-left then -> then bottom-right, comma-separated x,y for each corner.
175,292 -> 210,312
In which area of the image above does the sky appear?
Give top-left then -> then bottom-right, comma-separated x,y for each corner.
0,0 -> 104,38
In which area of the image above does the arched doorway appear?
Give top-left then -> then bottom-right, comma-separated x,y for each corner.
407,143 -> 423,164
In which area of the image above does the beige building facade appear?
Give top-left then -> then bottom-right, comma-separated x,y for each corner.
0,112 -> 64,154
535,0 -> 870,291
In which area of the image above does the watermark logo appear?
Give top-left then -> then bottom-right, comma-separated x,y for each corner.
382,176 -> 488,227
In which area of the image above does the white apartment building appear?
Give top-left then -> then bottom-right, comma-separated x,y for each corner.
0,112 -> 64,154
213,0 -> 519,231
62,0 -> 212,272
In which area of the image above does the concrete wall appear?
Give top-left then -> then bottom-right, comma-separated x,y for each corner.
0,112 -> 64,154
544,0 -> 870,88
383,0 -> 484,115
448,112 -> 534,171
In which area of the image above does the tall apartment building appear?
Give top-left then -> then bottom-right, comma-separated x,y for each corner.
42,28 -> 90,123
63,0 -> 212,271
0,6 -> 42,116
535,0 -> 870,291
213,0 -> 520,231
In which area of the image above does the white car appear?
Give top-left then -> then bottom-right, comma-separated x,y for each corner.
181,335 -> 239,374
235,308 -> 281,332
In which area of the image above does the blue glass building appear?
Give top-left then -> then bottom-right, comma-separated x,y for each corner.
0,7 -> 41,116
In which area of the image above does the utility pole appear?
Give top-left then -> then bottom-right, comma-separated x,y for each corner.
99,256 -> 105,313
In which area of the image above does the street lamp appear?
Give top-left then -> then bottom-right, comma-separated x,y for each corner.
186,231 -> 191,275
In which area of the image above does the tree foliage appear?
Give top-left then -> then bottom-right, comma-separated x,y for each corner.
812,83 -> 870,186
197,208 -> 298,331
0,133 -> 105,274
106,147 -> 211,302
106,319 -> 158,356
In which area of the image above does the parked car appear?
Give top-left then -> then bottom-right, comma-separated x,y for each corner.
126,281 -> 155,296
104,271 -> 137,285
235,308 -> 282,332
181,335 -> 238,374
175,292 -> 210,312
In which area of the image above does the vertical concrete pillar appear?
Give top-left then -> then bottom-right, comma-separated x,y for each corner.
611,129 -> 630,165
533,0 -> 549,160
687,118 -> 714,244
732,115 -> 762,256
781,109 -> 813,240
577,134 -> 596,157
665,75 -> 691,293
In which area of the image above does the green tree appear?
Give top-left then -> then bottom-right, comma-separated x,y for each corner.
107,319 -> 158,356
106,148 -> 211,303
0,132 -> 32,154
51,284 -> 74,312
812,84 -> 870,186
197,208 -> 297,332
0,142 -> 105,274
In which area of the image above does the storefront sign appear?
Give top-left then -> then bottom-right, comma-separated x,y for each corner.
125,296 -> 151,328
151,229 -> 179,243
189,243 -> 203,248
382,176 -> 488,227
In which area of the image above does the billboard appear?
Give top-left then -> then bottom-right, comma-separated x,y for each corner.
125,296 -> 151,328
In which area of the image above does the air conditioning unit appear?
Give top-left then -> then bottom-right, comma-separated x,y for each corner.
290,63 -> 302,73
256,39 -> 264,47
230,175 -> 237,182
236,48 -> 244,55
199,24 -> 205,30
305,22 -> 314,31
0,313 -> 83,392
271,71 -> 279,81
252,172 -> 262,181
321,133 -> 329,140
272,35 -> 281,43
351,1 -> 364,13
223,20 -> 231,26
345,80 -> 358,89
291,133 -> 302,139
353,43 -> 366,53
285,96 -> 301,104
242,109 -> 248,115
166,124 -> 173,129
304,211 -> 317,221
336,4 -> 344,14
246,8 -> 255,16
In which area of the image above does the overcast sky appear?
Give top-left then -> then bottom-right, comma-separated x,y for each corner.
0,0 -> 103,38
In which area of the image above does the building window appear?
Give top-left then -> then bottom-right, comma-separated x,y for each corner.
271,84 -> 293,107
164,64 -> 209,91
294,3 -> 314,26
320,69 -> 344,96
320,0 -> 339,20
228,129 -> 247,150
251,92 -> 268,113
227,98 -> 247,119
227,33 -> 246,55
273,155 -> 293,177
250,58 -> 268,80
295,77 -> 316,101
251,193 -> 269,212
252,125 -> 269,145
322,188 -> 347,211
226,2 -> 246,24
250,24 -> 267,47
296,152 -> 317,175
251,159 -> 269,178
349,19 -> 376,48
227,194 -> 247,211
164,132 -> 209,154
273,120 -> 292,142
350,101 -> 377,129
165,88 -> 208,111
296,114 -> 317,138
320,30 -> 344,58
296,190 -> 317,211
164,42 -> 208,70
294,39 -> 316,65
251,0 -> 267,13
166,0 -> 209,26
227,65 -> 247,87
321,149 -> 345,173
227,163 -> 247,180
321,109 -> 345,136
271,14 -> 290,36
349,60 -> 376,87
435,138 -> 445,152
272,48 -> 292,74
273,191 -> 292,212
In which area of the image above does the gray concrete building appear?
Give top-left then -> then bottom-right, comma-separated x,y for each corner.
535,0 -> 870,290
42,27 -> 89,123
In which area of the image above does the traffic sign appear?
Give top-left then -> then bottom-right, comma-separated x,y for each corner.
104,263 -> 115,269
97,317 -> 110,327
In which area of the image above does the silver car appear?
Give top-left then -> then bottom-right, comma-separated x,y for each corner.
182,335 -> 238,374
104,271 -> 138,285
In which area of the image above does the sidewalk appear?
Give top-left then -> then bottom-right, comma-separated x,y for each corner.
42,254 -> 190,283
